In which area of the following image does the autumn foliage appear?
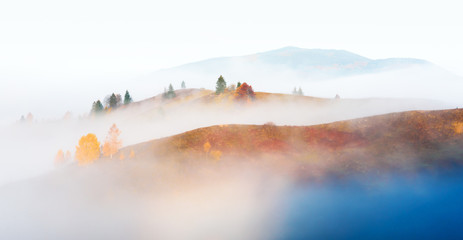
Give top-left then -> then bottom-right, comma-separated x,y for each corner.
54,149 -> 65,167
203,141 -> 211,153
210,150 -> 222,161
202,141 -> 221,161
102,124 -> 122,159
234,82 -> 255,102
55,149 -> 72,167
75,133 -> 101,166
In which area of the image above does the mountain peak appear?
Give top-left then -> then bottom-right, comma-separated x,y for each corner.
249,47 -> 371,70
173,46 -> 430,74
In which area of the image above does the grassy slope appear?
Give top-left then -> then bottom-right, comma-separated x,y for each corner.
115,88 -> 329,111
120,109 -> 463,178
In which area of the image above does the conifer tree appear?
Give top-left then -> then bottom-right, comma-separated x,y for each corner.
297,87 -> 304,96
96,100 -> 104,112
216,75 -> 227,94
181,81 -> 186,89
92,100 -> 104,114
124,90 -> 133,105
109,93 -> 118,108
165,84 -> 176,99
237,82 -> 241,88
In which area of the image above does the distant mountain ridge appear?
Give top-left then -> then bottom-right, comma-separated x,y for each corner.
130,46 -> 462,106
166,46 -> 430,77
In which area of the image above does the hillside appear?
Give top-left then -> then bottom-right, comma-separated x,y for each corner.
129,47 -> 462,106
103,88 -> 446,146
120,109 -> 463,179
2,87 -> 445,186
111,87 -> 443,116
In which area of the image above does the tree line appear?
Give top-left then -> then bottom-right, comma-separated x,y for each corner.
90,75 -> 261,115
91,90 -> 133,114
215,75 -> 256,102
55,123 -> 134,167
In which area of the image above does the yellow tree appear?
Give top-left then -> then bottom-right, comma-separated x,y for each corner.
54,149 -> 65,167
75,133 -> 101,166
102,124 -> 122,159
210,150 -> 222,161
129,149 -> 135,159
203,141 -> 211,153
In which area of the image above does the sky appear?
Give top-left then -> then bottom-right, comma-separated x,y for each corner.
0,0 -> 462,123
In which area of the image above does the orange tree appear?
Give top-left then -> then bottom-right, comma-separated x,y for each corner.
203,141 -> 211,153
102,124 -> 122,159
54,149 -> 65,166
234,82 -> 255,102
75,133 -> 101,165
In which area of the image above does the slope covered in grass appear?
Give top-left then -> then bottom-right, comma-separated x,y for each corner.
121,109 -> 463,179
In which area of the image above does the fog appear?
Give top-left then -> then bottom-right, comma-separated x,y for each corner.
131,61 -> 463,106
2,155 -> 463,239
0,60 -> 462,239
2,0 -> 462,236
0,88 -> 447,186
0,159 -> 287,240
1,61 -> 462,126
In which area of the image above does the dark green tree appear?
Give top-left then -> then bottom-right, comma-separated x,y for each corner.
91,100 -> 104,114
124,90 -> 133,105
181,81 -> 186,89
95,100 -> 104,112
91,101 -> 96,112
216,75 -> 227,94
237,82 -> 241,88
109,93 -> 118,108
164,84 -> 176,99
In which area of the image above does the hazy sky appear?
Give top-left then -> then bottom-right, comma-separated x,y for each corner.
0,0 -> 462,124
0,0 -> 462,78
